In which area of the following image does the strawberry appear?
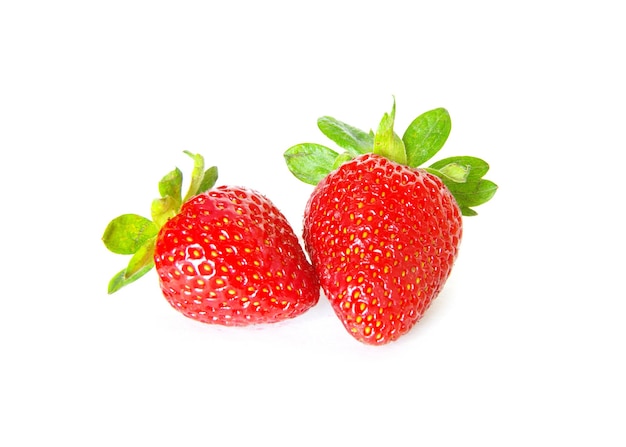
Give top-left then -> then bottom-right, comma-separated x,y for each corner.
284,100 -> 497,344
102,151 -> 319,325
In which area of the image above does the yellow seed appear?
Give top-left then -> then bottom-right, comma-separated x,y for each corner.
356,316 -> 363,324
364,327 -> 372,336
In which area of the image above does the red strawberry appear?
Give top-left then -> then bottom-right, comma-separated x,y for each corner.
103,152 -> 319,325
285,100 -> 497,344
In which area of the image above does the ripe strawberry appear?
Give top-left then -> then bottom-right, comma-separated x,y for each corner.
285,100 -> 497,344
103,152 -> 319,325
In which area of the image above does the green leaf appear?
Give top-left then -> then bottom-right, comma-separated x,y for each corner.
151,196 -> 179,228
460,207 -> 478,217
102,214 -> 158,255
182,151 -> 205,202
108,263 -> 154,294
317,116 -> 374,155
198,166 -> 218,194
373,99 -> 407,165
332,152 -> 354,170
158,167 -> 183,203
426,164 -> 470,184
284,143 -> 339,185
427,156 -> 496,215
430,156 -> 490,182
444,179 -> 498,216
403,108 -> 451,167
124,237 -> 156,280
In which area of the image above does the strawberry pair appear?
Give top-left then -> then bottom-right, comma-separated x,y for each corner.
103,101 -> 496,345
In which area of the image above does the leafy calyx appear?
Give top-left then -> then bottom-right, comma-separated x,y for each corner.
102,152 -> 218,294
283,99 -> 497,216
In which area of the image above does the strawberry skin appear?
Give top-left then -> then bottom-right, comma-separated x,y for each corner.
154,186 -> 319,326
303,153 -> 462,344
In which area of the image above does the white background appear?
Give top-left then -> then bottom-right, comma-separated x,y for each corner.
1,1 -> 625,445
